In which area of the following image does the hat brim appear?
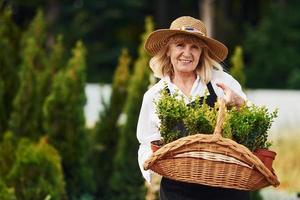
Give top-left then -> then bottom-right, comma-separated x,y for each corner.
145,29 -> 228,62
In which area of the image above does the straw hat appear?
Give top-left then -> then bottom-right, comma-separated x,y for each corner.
145,16 -> 228,62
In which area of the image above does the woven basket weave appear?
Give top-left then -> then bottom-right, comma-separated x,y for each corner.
143,100 -> 280,191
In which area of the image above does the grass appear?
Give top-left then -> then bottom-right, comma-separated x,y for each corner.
271,130 -> 300,192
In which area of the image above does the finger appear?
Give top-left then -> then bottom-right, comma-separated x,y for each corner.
216,83 -> 227,91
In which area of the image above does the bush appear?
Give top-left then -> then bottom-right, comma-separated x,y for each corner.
8,138 -> 66,200
225,103 -> 278,151
155,90 -> 278,151
155,89 -> 189,143
155,89 -> 218,144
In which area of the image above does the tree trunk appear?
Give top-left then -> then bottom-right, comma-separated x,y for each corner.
199,0 -> 214,37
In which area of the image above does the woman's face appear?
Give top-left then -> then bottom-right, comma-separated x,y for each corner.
167,39 -> 202,76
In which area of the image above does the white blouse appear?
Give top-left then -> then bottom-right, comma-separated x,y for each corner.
136,70 -> 247,184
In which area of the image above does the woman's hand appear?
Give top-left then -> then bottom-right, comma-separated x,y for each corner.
216,83 -> 245,108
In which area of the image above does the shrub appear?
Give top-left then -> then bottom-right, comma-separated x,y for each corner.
225,103 -> 278,151
155,89 -> 218,144
155,90 -> 278,151
8,138 -> 66,200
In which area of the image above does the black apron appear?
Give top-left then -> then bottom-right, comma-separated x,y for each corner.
160,82 -> 250,200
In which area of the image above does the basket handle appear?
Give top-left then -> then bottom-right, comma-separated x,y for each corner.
213,98 -> 226,138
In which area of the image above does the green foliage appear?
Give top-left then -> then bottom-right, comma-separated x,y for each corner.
155,89 -> 218,144
43,41 -> 95,199
9,10 -> 47,140
20,9 -> 46,50
0,4 -> 20,134
155,89 -> 189,143
224,103 -> 278,151
0,178 -> 17,200
7,138 -> 66,200
110,16 -> 153,200
155,90 -> 277,151
230,46 -> 246,89
93,48 -> 131,199
244,1 -> 300,89
9,37 -> 43,139
112,49 -> 131,92
40,35 -> 66,101
185,97 -> 218,136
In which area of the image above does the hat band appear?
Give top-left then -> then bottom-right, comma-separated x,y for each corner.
175,26 -> 205,36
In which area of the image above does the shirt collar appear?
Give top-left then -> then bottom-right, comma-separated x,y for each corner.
162,75 -> 202,100
162,75 -> 200,84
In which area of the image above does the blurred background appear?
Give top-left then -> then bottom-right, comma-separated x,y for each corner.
0,0 -> 299,199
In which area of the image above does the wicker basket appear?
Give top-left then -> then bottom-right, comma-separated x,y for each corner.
143,100 -> 280,191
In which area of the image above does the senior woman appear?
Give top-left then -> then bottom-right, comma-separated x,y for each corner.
137,16 -> 249,200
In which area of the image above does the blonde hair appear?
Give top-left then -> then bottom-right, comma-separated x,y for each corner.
154,34 -> 223,84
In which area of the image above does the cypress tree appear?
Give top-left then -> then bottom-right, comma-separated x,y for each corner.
9,37 -> 44,139
0,5 -> 20,134
230,46 -> 246,88
9,10 -> 47,139
47,35 -> 65,74
40,35 -> 66,108
110,16 -> 154,200
7,138 -> 66,200
93,48 -> 131,199
20,9 -> 46,50
43,41 -> 94,199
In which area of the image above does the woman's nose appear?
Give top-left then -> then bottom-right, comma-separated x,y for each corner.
182,46 -> 192,56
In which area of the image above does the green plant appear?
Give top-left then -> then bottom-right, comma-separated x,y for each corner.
156,89 -> 278,151
225,103 -> 278,151
43,41 -> 95,199
184,96 -> 217,135
155,89 -> 189,143
8,138 -> 66,200
155,89 -> 219,144
230,46 -> 246,88
93,48 -> 131,199
109,16 -> 153,200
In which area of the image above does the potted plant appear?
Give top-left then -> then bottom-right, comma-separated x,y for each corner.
155,90 -> 279,171
223,102 -> 278,171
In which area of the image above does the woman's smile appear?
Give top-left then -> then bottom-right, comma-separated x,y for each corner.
178,58 -> 192,64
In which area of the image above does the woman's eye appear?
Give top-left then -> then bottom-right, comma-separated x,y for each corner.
176,43 -> 184,47
191,45 -> 199,49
